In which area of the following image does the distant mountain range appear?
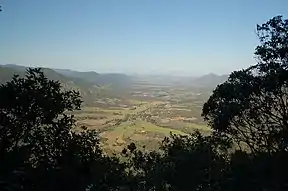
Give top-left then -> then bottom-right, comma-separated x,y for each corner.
0,64 -> 229,99
134,73 -> 228,89
1,64 -> 133,85
190,73 -> 228,88
0,64 -> 134,103
54,68 -> 133,88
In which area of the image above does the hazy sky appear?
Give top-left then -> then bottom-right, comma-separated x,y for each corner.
0,0 -> 287,75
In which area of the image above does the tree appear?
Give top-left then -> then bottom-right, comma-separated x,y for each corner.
202,15 -> 288,153
0,68 -> 126,191
225,150 -> 288,191
123,132 -> 231,191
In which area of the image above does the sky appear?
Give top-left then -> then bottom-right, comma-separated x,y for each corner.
0,0 -> 287,75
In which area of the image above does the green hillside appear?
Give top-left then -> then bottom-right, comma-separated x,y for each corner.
0,66 -> 24,83
0,65 -> 106,103
56,68 -> 133,89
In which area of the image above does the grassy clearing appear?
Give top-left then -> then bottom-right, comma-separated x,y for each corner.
101,119 -> 187,147
128,99 -> 148,105
135,120 -> 187,136
184,123 -> 211,132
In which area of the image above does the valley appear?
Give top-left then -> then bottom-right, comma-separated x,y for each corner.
73,78 -> 213,154
0,64 -> 225,154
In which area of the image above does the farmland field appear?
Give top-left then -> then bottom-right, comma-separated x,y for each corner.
72,78 -> 212,154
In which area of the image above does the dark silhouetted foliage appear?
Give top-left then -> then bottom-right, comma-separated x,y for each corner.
0,68 -> 126,191
122,132 -> 231,191
202,15 -> 288,153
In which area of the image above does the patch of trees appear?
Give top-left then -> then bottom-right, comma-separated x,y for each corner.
1,16 -> 288,191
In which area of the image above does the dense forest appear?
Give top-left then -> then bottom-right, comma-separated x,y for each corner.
0,16 -> 288,191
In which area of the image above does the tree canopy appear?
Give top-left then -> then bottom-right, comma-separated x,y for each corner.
202,15 -> 288,153
0,68 -> 126,191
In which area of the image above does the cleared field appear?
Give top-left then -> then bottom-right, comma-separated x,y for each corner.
135,120 -> 187,135
184,123 -> 210,131
100,119 -> 187,151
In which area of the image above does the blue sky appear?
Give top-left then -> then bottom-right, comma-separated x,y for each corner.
0,0 -> 287,75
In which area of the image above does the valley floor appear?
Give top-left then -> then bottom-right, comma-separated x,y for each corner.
73,81 -> 211,153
